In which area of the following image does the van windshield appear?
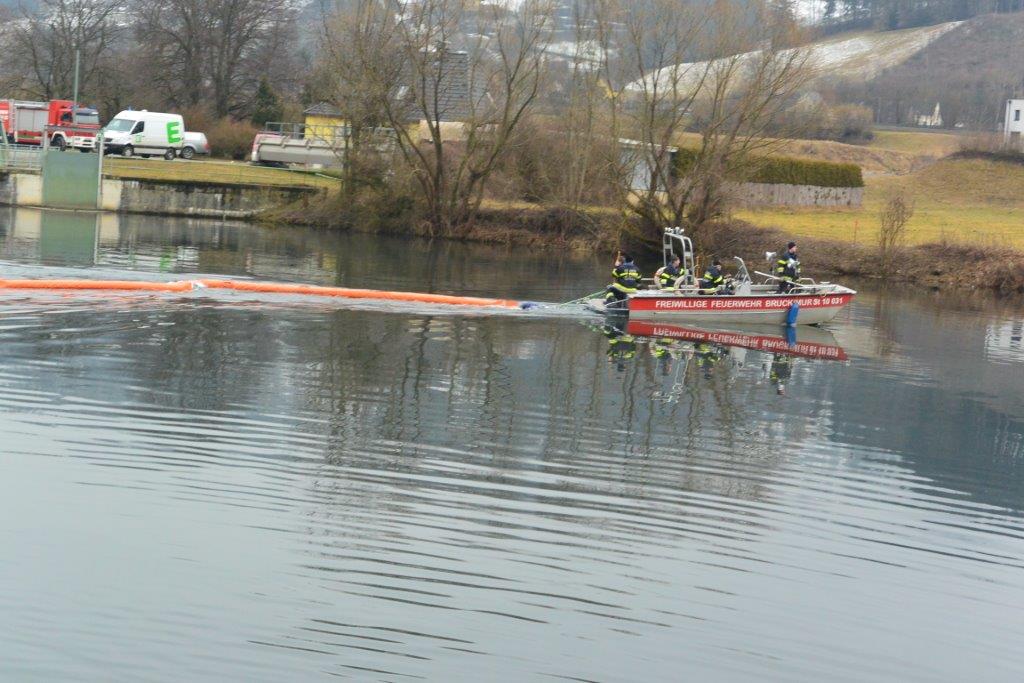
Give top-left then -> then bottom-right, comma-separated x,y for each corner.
105,118 -> 135,132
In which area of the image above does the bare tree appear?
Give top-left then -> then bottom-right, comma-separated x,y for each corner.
323,0 -> 554,237
601,0 -> 813,244
134,0 -> 297,117
7,0 -> 123,101
316,0 -> 404,197
133,0 -> 209,109
552,0 -> 627,222
0,6 -> 22,95
878,191 -> 914,274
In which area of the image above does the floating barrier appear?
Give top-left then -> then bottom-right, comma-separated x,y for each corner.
0,279 -> 195,292
0,277 -> 537,310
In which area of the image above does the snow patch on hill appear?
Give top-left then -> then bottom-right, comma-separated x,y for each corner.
628,20 -> 964,94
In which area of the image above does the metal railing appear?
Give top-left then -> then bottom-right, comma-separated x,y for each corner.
264,121 -> 351,143
1,118 -> 42,170
263,121 -> 398,144
0,143 -> 44,171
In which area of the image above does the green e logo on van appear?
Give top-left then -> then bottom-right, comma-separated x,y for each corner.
166,121 -> 182,144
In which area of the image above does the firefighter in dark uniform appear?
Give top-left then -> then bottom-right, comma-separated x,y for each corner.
655,254 -> 685,290
699,259 -> 725,294
606,253 -> 641,302
775,241 -> 801,293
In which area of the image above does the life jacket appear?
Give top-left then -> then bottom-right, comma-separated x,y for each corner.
775,250 -> 801,281
611,262 -> 641,292
700,266 -> 723,291
658,263 -> 684,289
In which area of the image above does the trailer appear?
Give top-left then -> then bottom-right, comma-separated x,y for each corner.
0,99 -> 101,151
250,122 -> 395,169
250,122 -> 348,169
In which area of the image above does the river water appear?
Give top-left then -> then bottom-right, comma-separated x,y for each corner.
1,207 -> 1023,681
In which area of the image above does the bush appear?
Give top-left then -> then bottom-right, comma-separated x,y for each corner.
829,104 -> 874,142
175,107 -> 257,160
878,192 -> 914,274
492,116 -> 622,207
747,157 -> 864,188
767,100 -> 874,143
207,118 -> 258,160
178,106 -> 215,135
674,149 -> 864,188
956,133 -> 1024,163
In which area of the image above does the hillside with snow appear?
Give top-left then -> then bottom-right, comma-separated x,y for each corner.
627,20 -> 963,94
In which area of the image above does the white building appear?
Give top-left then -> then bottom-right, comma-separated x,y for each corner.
1004,99 -> 1024,148
914,103 -> 943,128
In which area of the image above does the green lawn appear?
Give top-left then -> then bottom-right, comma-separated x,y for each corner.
104,158 -> 340,190
867,129 -> 962,158
737,158 -> 1024,248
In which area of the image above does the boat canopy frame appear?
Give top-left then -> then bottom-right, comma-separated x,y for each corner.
662,227 -> 696,285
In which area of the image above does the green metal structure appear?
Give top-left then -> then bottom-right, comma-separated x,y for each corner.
41,149 -> 101,209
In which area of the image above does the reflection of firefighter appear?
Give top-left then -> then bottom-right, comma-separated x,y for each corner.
650,337 -> 681,374
694,342 -> 728,379
769,353 -> 794,395
604,326 -> 637,371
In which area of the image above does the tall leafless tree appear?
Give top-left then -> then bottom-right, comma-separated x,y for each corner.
598,0 -> 813,243
316,0 -> 403,197
133,0 -> 297,117
7,0 -> 123,101
322,0 -> 554,237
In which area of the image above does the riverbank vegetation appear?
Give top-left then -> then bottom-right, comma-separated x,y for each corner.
305,0 -> 829,246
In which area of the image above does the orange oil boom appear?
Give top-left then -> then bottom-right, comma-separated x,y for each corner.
0,278 -> 532,309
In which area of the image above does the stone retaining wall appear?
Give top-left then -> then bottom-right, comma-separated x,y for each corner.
0,171 -> 321,219
730,182 -> 863,208
100,178 -> 321,219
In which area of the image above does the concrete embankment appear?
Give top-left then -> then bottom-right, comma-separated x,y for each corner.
0,170 -> 324,220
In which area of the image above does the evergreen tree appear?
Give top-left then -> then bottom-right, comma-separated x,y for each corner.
251,79 -> 283,127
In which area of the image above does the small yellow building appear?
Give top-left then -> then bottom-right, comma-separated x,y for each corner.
303,103 -> 345,141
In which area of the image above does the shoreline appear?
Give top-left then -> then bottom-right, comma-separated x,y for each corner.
266,199 -> 1024,295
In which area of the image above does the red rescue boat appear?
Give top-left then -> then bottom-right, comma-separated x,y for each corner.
585,228 -> 855,326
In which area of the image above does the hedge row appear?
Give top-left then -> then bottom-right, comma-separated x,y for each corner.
674,148 -> 864,188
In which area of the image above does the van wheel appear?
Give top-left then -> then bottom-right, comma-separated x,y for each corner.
164,148 -> 176,161
181,146 -> 195,160
121,145 -> 134,158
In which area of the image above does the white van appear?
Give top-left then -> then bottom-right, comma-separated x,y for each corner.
102,110 -> 185,159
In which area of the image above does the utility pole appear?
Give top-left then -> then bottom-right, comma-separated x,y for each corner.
72,48 -> 81,124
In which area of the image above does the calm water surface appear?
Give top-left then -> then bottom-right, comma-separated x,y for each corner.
1,207 -> 1023,681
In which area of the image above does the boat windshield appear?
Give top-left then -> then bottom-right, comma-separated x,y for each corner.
105,118 -> 135,132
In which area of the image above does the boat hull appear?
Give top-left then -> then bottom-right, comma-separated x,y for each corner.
624,291 -> 854,325
625,320 -> 848,360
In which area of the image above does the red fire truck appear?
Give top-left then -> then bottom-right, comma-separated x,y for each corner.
0,99 -> 101,151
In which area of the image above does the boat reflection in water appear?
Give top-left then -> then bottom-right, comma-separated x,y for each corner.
600,319 -> 848,396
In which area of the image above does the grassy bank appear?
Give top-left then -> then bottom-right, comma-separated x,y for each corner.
867,129 -> 961,157
700,219 -> 1024,294
104,158 -> 340,190
674,127 -> 963,176
736,157 -> 1024,249
268,189 -> 1024,293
